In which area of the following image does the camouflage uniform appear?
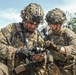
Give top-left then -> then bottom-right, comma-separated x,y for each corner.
0,63 -> 10,75
0,3 -> 47,75
0,22 -> 44,74
0,4 -> 60,75
45,8 -> 76,75
0,22 -> 61,75
48,27 -> 76,75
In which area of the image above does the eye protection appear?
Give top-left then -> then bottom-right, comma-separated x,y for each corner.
32,14 -> 42,24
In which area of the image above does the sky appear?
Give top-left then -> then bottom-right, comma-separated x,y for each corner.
0,0 -> 76,28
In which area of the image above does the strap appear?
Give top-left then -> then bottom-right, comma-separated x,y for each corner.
14,23 -> 23,32
0,68 -> 5,75
14,23 -> 24,42
1,26 -> 12,45
14,23 -> 29,48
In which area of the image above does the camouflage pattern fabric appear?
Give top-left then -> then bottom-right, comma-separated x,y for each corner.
48,27 -> 76,75
0,63 -> 10,75
45,8 -> 66,24
0,23 -> 60,75
21,3 -> 44,24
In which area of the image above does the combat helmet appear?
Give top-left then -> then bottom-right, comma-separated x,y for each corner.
45,8 -> 66,25
21,3 -> 44,24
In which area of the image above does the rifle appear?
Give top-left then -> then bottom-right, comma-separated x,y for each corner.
25,46 -> 53,75
14,46 -> 53,75
14,29 -> 53,75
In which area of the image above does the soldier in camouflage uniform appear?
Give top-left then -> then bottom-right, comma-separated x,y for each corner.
0,3 -> 60,75
45,8 -> 76,75
0,3 -> 45,75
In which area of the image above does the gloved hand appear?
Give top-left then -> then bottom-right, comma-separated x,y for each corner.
45,41 -> 61,51
16,48 -> 29,59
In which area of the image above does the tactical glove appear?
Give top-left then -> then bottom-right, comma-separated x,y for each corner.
45,41 -> 61,51
16,48 -> 29,59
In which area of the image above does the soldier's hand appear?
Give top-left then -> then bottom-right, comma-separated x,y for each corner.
45,41 -> 56,48
45,41 -> 61,51
32,53 -> 45,62
45,40 -> 51,48
16,48 -> 29,59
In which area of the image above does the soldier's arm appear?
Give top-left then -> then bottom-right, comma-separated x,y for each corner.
60,28 -> 76,56
0,23 -> 17,60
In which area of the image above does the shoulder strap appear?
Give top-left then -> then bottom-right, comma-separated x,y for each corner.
1,24 -> 14,45
14,22 -> 25,42
14,23 -> 29,48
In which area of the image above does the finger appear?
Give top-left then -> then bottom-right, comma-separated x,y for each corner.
32,55 -> 40,61
39,56 -> 44,62
38,54 -> 45,62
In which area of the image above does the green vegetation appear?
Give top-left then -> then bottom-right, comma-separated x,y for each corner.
66,12 -> 76,33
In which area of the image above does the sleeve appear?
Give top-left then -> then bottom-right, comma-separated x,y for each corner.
63,28 -> 76,56
0,23 -> 16,60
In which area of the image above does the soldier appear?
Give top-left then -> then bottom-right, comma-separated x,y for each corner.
45,8 -> 76,75
0,3 -> 61,74
0,3 -> 45,75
